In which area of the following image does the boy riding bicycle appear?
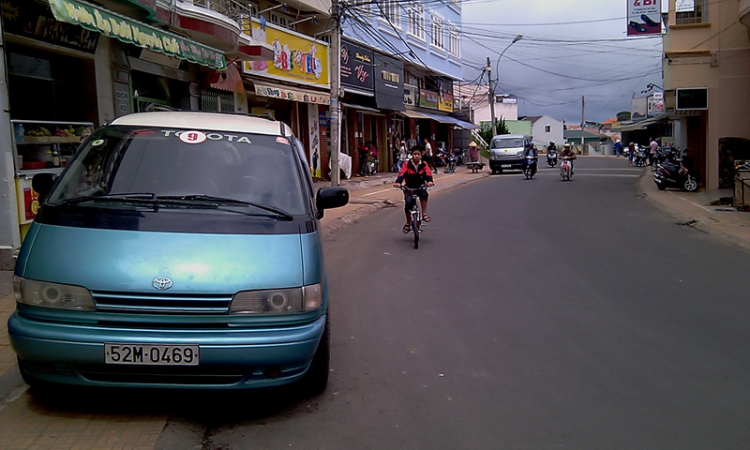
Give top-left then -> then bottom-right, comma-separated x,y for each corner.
393,147 -> 435,233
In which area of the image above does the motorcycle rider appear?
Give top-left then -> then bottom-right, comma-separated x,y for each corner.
560,143 -> 577,174
547,141 -> 558,166
523,142 -> 539,177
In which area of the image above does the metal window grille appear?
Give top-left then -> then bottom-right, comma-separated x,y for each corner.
201,88 -> 235,113
676,0 -> 707,25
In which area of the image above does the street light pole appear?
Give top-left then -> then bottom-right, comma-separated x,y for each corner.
489,34 -> 522,135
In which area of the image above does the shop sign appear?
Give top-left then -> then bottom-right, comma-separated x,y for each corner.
1,0 -> 99,53
48,0 -> 226,70
340,39 -> 373,93
438,91 -> 454,113
647,93 -> 664,116
419,89 -> 439,110
242,20 -> 329,88
404,84 -> 418,106
631,96 -> 648,121
253,82 -> 330,105
626,0 -> 660,36
373,53 -> 404,111
676,87 -> 708,110
309,104 -> 322,178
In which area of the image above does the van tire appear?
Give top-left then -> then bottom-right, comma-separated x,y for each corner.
300,314 -> 330,396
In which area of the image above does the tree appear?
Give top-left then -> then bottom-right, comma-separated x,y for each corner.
479,118 -> 510,145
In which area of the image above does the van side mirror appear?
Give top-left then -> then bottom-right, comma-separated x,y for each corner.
315,187 -> 349,219
32,173 -> 56,203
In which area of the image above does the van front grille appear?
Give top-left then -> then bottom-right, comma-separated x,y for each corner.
93,292 -> 233,314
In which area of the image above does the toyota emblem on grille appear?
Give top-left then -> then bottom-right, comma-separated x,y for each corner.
152,277 -> 173,290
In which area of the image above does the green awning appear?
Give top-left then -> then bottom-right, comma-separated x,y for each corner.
49,0 -> 226,70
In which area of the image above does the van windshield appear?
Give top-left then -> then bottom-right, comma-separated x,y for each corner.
491,137 -> 524,149
47,126 -> 308,215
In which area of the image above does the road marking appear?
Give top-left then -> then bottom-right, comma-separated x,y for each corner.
362,188 -> 394,197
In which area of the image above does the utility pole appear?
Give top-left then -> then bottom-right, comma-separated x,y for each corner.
487,57 -> 495,135
329,0 -> 342,186
580,96 -> 585,154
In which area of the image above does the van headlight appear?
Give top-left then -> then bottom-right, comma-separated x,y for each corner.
14,276 -> 96,311
229,284 -> 322,314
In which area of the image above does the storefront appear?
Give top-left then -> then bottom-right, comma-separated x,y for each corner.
241,18 -> 330,179
0,0 -> 227,266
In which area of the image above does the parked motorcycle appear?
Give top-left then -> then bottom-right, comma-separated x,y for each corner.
523,156 -> 538,180
444,152 -> 457,173
547,149 -> 558,167
367,157 -> 379,176
435,148 -> 448,167
654,156 -> 697,192
454,148 -> 466,166
635,146 -> 648,167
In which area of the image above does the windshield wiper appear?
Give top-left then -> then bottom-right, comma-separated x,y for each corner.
158,195 -> 294,220
55,192 -> 157,206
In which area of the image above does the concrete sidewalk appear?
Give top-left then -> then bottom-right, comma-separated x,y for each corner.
635,167 -> 750,253
0,161 -> 748,449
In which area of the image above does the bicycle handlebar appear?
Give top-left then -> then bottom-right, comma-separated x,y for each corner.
398,185 -> 429,194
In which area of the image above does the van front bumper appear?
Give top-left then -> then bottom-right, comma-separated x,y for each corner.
489,158 -> 525,171
8,311 -> 325,389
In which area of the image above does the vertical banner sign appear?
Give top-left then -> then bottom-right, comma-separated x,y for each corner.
308,104 -> 322,178
340,39 -> 374,93
373,52 -> 404,111
627,0 -> 661,36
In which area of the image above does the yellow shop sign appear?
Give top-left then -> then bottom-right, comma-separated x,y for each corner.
242,20 -> 329,88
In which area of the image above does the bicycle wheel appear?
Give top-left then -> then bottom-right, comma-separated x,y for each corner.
411,210 -> 420,249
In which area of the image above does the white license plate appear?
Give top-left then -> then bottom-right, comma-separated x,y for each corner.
105,343 -> 200,366
501,164 -> 512,168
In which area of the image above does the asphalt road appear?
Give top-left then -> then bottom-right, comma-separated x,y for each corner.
165,157 -> 749,449
8,158 -> 749,450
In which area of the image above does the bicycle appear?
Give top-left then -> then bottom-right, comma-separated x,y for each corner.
399,185 -> 428,249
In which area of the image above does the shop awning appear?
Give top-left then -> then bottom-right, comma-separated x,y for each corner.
49,0 -> 226,70
398,110 -> 432,119
421,112 -> 480,129
341,103 -> 381,114
450,117 -> 480,129
210,63 -> 244,93
618,116 -> 667,131
422,112 -> 455,124
251,81 -> 330,105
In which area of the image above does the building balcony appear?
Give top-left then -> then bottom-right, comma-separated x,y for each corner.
161,0 -> 273,61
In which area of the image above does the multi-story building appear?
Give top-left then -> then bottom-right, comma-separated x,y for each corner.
338,0 -> 475,173
662,0 -> 750,189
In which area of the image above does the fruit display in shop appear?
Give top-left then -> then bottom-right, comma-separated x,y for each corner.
53,127 -> 77,137
25,126 -> 52,137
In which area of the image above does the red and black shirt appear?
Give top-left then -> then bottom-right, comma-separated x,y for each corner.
395,160 -> 433,188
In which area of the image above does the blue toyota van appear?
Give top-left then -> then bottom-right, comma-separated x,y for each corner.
9,111 -> 348,393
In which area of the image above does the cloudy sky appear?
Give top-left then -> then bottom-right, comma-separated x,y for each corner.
460,0 -> 666,124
